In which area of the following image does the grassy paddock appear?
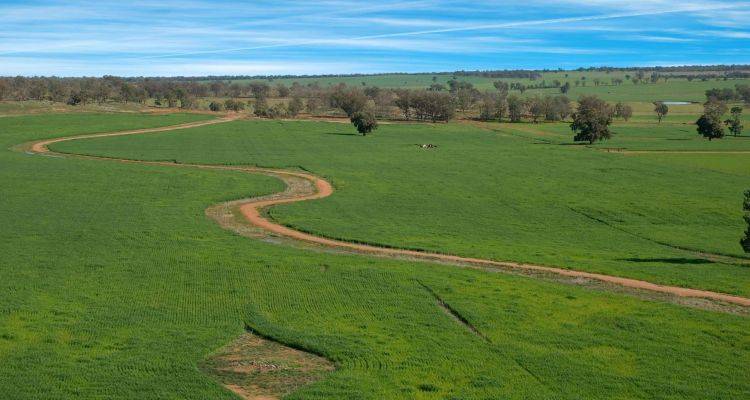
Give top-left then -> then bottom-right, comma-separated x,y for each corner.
55,118 -> 750,297
2,113 -> 749,399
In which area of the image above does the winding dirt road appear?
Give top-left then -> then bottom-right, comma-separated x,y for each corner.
24,116 -> 750,308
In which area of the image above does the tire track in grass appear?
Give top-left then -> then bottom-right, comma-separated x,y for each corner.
21,116 -> 750,308
415,280 -> 490,342
415,280 -> 548,389
568,207 -> 750,266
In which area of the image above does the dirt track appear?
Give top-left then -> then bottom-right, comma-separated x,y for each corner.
24,116 -> 750,308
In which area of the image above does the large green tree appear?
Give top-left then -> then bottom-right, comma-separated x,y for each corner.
570,95 -> 613,143
725,106 -> 744,136
696,100 -> 728,140
350,110 -> 378,135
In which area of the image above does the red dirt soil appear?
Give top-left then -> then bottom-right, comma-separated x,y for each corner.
25,116 -> 750,308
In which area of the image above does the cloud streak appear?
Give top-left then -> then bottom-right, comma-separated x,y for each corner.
144,2 -> 748,59
1,0 -> 750,76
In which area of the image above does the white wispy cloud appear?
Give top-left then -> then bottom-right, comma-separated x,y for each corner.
0,57 -> 376,76
143,2 -> 748,58
1,0 -> 749,76
617,35 -> 698,43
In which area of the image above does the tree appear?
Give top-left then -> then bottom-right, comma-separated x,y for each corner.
411,91 -> 455,122
0,79 -> 8,100
306,97 -> 321,114
287,95 -> 304,117
66,92 -> 83,106
736,84 -> 750,104
249,82 -> 270,100
224,99 -> 245,112
493,81 -> 509,97
209,81 -> 226,97
560,82 -> 571,94
329,86 -> 367,117
477,92 -> 510,122
614,102 -> 632,121
478,93 -> 498,121
570,95 -> 613,144
706,88 -> 736,102
350,111 -> 378,135
454,87 -> 479,112
180,95 -> 196,109
495,95 -> 508,121
507,94 -> 526,123
166,95 -> 179,108
696,100 -> 727,141
266,103 -> 288,119
208,101 -> 223,112
253,97 -> 268,117
528,96 -> 544,123
653,102 -> 668,123
275,83 -> 290,97
544,95 -> 571,121
428,83 -> 445,91
725,106 -> 744,136
394,90 -> 412,120
742,190 -> 750,253
447,79 -> 473,94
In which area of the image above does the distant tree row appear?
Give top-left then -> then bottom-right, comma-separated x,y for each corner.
148,65 -> 750,83
696,101 -> 744,140
706,85 -> 750,103
393,90 -> 456,122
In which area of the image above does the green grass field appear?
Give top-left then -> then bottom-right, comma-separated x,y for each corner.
502,119 -> 750,151
2,113 -> 749,399
55,118 -> 750,296
219,72 -> 750,103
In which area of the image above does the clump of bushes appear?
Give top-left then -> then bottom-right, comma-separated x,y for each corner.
350,111 -> 378,135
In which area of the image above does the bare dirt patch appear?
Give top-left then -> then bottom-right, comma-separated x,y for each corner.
199,331 -> 334,400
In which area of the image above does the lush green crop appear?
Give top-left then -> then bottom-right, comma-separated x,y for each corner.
56,119 -> 750,296
2,113 -> 749,399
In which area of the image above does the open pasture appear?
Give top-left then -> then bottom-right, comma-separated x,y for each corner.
54,118 -> 750,297
0,113 -> 748,399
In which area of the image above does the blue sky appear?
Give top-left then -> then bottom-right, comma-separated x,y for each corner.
2,0 -> 750,76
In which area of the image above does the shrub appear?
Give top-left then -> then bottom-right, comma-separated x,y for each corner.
266,103 -> 288,119
350,111 -> 378,135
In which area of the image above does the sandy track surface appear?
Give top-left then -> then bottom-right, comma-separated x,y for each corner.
23,116 -> 750,308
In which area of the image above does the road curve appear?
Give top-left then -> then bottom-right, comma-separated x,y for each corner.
24,115 -> 750,308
